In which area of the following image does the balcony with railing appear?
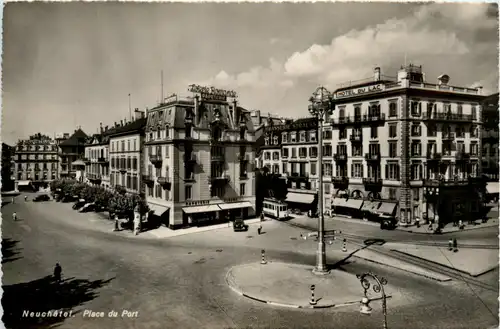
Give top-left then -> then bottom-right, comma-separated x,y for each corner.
142,174 -> 154,184
455,151 -> 471,162
409,81 -> 480,95
362,177 -> 383,192
423,112 -> 473,122
364,153 -> 381,162
157,176 -> 171,189
349,134 -> 363,143
209,173 -> 230,183
211,153 -> 225,162
330,113 -> 386,126
442,132 -> 455,141
332,176 -> 349,189
423,177 -> 470,188
149,154 -> 163,167
98,157 -> 108,163
426,152 -> 442,162
334,153 -> 348,162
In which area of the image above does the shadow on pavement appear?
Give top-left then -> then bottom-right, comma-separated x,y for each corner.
329,239 -> 385,270
2,275 -> 115,329
1,238 -> 23,264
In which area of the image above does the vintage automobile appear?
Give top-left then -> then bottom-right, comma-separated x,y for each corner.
79,202 -> 97,213
33,194 -> 51,202
379,215 -> 397,230
233,218 -> 249,232
72,199 -> 87,210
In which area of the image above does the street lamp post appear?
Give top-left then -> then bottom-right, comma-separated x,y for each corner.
356,272 -> 389,329
309,87 -> 334,275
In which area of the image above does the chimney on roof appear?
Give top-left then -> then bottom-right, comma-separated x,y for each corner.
374,67 -> 381,82
105,126 -> 108,132
120,120 -> 124,126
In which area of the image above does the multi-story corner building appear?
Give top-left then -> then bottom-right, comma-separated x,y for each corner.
258,117 -> 320,211
83,124 -> 112,188
109,117 -> 147,194
58,128 -> 88,179
481,92 -> 499,181
14,134 -> 60,189
143,88 -> 256,230
327,64 -> 485,226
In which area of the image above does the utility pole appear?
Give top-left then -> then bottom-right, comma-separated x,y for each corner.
128,93 -> 131,121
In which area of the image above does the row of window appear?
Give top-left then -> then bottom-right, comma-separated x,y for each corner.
17,154 -> 58,160
264,130 -> 317,145
182,183 -> 247,201
86,148 -> 107,159
110,138 -> 138,152
17,145 -> 58,151
17,173 -> 57,180
17,163 -> 58,170
110,173 -> 139,191
264,141 -> 479,160
86,165 -> 110,177
110,157 -> 139,171
266,162 -> 479,181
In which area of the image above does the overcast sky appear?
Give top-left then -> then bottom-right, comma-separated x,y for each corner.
2,2 -> 498,145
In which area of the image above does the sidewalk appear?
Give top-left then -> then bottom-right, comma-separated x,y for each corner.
397,218 -> 498,234
385,242 -> 499,277
225,261 -> 394,309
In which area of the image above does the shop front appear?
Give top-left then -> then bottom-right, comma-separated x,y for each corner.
361,200 -> 381,221
331,197 -> 364,218
285,192 -> 316,215
183,204 -> 221,227
218,201 -> 252,221
147,203 -> 170,228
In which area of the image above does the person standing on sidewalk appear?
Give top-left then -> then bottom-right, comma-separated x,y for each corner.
12,212 -> 17,221
415,216 -> 420,228
257,222 -> 262,235
24,195 -> 28,202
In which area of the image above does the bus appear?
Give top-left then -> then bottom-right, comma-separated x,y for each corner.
262,198 -> 289,220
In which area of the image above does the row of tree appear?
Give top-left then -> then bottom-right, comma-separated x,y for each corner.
49,179 -> 149,219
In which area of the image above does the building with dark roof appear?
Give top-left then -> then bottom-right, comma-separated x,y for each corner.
58,128 -> 88,179
108,115 -> 147,195
83,123 -> 113,188
142,90 -> 257,230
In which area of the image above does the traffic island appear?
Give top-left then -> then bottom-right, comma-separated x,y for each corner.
225,261 -> 392,309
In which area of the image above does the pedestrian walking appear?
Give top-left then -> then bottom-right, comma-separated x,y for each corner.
12,212 -> 17,221
415,217 -> 420,228
257,223 -> 262,235
260,212 -> 264,222
24,195 -> 28,202
459,219 -> 464,230
427,219 -> 433,231
11,197 -> 15,204
53,263 -> 62,283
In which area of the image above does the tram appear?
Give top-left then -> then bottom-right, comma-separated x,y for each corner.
262,198 -> 289,220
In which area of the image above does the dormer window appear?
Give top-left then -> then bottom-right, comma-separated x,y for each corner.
264,137 -> 270,145
290,132 -> 297,143
273,136 -> 279,145
299,131 -> 306,142
282,132 -> 288,143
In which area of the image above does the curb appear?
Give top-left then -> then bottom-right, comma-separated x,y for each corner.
224,264 -> 391,309
398,221 -> 498,235
391,249 -> 499,278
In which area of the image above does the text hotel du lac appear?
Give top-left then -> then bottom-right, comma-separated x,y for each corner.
22,309 -> 139,318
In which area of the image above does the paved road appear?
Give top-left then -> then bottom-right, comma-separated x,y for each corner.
1,198 -> 498,329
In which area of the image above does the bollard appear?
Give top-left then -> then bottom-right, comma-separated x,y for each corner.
448,238 -> 453,251
309,285 -> 317,305
342,239 -> 347,252
261,249 -> 267,264
453,238 -> 458,252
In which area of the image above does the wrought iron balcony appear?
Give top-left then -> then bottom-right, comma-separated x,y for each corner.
423,177 -> 470,187
333,153 -> 348,162
442,132 -> 455,141
423,112 -> 473,122
426,152 -> 442,161
98,157 -> 108,163
349,134 -> 363,142
211,154 -> 225,162
362,113 -> 386,123
332,176 -> 349,188
142,174 -> 154,184
209,174 -> 230,183
364,153 -> 381,162
119,168 -> 127,174
157,176 -> 170,185
83,158 -> 90,163
455,151 -> 471,161
149,154 -> 163,167
362,177 -> 382,185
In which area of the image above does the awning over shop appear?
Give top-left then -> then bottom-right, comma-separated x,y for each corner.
148,203 -> 170,216
378,202 -> 397,215
344,199 -> 364,210
286,192 -> 315,204
218,201 -> 252,210
183,204 -> 220,214
71,160 -> 86,167
361,201 -> 381,212
332,198 -> 348,207
17,180 -> 31,186
486,182 -> 499,194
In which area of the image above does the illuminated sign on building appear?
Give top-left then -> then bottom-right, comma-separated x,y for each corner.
335,84 -> 385,99
188,84 -> 237,102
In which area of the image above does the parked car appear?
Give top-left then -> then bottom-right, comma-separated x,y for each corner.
79,202 -> 96,213
233,219 -> 249,232
73,199 -> 87,210
380,215 -> 397,230
33,194 -> 51,202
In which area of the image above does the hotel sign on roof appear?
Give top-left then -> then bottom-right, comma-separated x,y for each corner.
188,84 -> 237,102
335,83 -> 385,99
